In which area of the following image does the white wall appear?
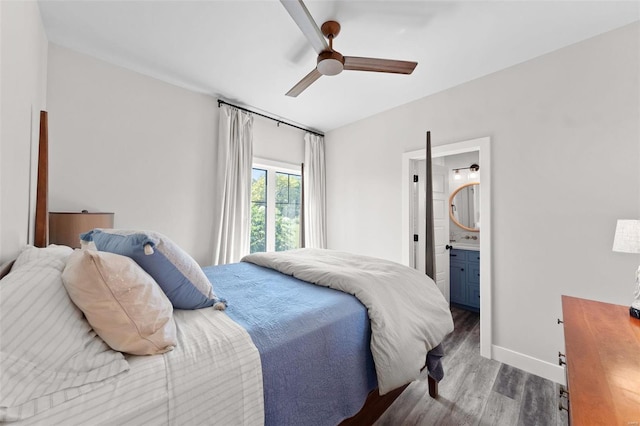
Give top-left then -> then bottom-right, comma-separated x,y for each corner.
0,1 -> 48,263
46,45 -> 304,265
325,23 -> 640,382
253,115 -> 305,166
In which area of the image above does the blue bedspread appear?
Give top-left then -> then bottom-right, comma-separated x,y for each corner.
204,262 -> 377,426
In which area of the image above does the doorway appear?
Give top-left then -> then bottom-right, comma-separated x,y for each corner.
401,136 -> 492,359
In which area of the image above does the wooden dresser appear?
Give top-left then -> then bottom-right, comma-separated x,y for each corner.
561,296 -> 640,425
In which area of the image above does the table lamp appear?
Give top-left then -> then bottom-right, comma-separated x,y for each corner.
612,219 -> 640,319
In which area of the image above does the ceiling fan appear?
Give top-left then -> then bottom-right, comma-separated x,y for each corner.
281,0 -> 418,97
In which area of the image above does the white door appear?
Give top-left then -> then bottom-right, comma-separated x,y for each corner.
432,163 -> 450,301
412,160 -> 450,301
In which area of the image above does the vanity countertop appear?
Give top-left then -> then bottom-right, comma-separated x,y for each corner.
451,244 -> 480,251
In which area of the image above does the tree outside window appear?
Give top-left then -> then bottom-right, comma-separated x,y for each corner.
275,172 -> 300,251
250,166 -> 301,253
251,168 -> 267,253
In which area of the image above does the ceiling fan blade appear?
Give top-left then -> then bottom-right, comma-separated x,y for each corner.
344,56 -> 418,74
286,68 -> 322,97
280,0 -> 329,55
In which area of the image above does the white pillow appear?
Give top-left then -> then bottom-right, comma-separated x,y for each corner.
63,250 -> 177,355
12,244 -> 73,270
0,252 -> 129,422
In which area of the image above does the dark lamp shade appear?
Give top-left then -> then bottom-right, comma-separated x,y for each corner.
49,211 -> 114,248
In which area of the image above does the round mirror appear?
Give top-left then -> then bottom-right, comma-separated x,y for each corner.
449,182 -> 480,232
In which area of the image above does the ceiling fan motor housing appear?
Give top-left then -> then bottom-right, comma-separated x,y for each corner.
317,50 -> 345,76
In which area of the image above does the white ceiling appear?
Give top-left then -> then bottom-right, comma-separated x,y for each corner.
38,1 -> 639,133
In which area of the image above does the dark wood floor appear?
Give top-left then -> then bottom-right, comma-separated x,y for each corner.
375,308 -> 568,425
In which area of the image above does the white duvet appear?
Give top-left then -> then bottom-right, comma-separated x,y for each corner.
242,248 -> 455,394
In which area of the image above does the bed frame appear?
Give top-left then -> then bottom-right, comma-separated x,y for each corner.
341,372 -> 437,424
27,110 -> 439,425
34,111 -> 48,247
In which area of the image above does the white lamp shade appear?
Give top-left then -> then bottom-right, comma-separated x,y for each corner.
612,219 -> 640,254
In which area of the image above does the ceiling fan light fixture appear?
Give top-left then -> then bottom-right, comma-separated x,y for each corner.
317,59 -> 343,76
317,50 -> 344,76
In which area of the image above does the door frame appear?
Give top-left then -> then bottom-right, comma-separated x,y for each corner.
401,136 -> 492,359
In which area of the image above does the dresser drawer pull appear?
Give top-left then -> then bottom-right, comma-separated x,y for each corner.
558,401 -> 569,412
559,386 -> 569,398
558,352 -> 567,366
557,318 -> 563,324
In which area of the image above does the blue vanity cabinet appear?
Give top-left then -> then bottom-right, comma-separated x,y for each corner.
449,259 -> 467,305
449,249 -> 480,312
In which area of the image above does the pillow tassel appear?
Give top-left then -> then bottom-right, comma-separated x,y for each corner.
144,244 -> 154,255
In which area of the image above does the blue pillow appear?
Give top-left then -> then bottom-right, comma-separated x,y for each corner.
81,229 -> 226,310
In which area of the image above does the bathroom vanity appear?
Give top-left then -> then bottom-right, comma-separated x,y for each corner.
449,247 -> 480,312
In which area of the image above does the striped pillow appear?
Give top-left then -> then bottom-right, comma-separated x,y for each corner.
0,250 -> 129,422
12,244 -> 73,269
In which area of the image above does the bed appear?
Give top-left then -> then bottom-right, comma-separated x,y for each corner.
0,111 -> 454,424
0,243 -> 453,425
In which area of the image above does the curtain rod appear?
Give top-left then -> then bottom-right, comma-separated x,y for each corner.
217,99 -> 324,138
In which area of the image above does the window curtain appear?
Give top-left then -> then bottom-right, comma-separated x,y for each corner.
303,133 -> 327,248
211,105 -> 254,265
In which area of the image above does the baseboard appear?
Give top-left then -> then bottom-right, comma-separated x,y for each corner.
492,345 -> 566,385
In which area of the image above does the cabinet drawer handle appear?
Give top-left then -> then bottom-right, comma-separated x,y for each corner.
559,386 -> 569,398
558,351 -> 566,366
558,401 -> 569,412
557,318 -> 563,324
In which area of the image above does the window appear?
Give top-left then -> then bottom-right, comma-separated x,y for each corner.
251,168 -> 267,253
250,160 -> 301,253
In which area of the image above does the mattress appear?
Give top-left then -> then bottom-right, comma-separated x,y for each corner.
8,310 -> 263,426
